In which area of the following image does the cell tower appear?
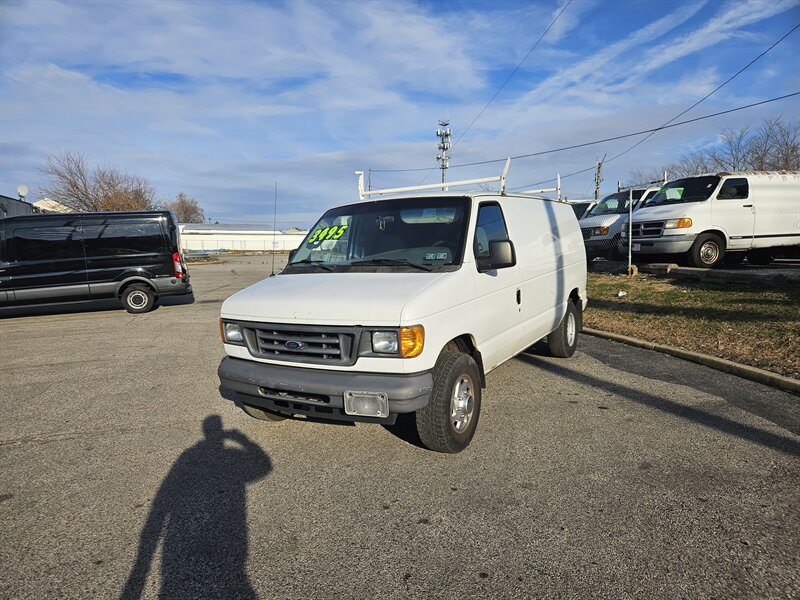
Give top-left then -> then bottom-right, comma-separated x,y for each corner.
436,120 -> 451,186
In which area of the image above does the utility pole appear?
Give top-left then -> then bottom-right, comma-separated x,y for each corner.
594,158 -> 604,201
436,120 -> 451,189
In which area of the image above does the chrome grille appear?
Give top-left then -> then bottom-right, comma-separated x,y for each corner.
631,221 -> 665,238
242,323 -> 359,365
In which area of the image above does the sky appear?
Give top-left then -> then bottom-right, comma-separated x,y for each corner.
1,0 -> 799,227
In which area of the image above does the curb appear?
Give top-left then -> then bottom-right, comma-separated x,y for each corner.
637,263 -> 800,285
582,327 -> 800,396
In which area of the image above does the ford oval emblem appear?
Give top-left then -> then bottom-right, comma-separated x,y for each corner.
285,340 -> 305,350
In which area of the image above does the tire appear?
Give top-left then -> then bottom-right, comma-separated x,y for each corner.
547,300 -> 580,358
121,283 -> 155,313
687,233 -> 725,268
747,249 -> 775,265
241,402 -> 287,421
416,352 -> 481,453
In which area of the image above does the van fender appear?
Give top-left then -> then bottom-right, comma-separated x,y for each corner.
697,228 -> 729,247
441,334 -> 486,388
115,276 -> 157,298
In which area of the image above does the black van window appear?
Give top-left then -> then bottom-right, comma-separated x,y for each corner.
8,226 -> 83,262
474,203 -> 509,258
717,178 -> 749,200
82,221 -> 166,256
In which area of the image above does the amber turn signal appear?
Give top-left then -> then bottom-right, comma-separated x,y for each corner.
399,325 -> 425,358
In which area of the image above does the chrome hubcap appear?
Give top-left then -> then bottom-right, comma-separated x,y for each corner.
700,242 -> 719,264
450,375 -> 475,434
566,312 -> 576,346
128,291 -> 147,309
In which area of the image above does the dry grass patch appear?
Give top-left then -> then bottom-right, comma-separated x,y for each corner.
585,273 -> 800,379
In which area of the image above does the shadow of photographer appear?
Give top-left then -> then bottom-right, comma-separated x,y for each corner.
121,415 -> 271,599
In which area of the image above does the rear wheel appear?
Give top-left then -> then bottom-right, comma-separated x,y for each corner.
687,233 -> 725,268
121,284 -> 155,313
416,352 -> 481,453
547,300 -> 580,358
241,402 -> 287,421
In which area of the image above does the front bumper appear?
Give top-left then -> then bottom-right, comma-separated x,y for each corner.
218,356 -> 432,424
622,234 -> 696,255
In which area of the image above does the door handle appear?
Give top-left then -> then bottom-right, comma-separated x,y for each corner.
516,289 -> 521,304
742,204 -> 753,208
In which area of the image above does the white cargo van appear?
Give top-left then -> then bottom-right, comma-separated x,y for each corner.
623,171 -> 800,267
579,186 -> 659,259
217,173 -> 587,453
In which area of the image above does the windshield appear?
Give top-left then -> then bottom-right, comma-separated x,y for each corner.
285,196 -> 470,273
641,176 -> 720,208
585,191 -> 642,217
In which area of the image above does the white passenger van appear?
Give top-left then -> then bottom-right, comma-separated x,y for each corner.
579,186 -> 659,259
217,167 -> 587,453
623,171 -> 800,267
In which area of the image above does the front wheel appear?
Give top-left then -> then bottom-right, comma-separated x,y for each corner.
416,352 -> 481,453
547,300 -> 580,358
687,233 -> 725,267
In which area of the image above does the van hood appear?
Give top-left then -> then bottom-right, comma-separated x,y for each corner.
579,213 -> 624,228
633,204 -> 695,221
221,271 -> 447,325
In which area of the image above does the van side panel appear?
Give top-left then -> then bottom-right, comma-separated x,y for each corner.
505,198 -> 585,347
81,215 -> 173,299
752,173 -> 800,249
2,217 -> 90,305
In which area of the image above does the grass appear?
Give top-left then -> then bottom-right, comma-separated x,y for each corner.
584,273 -> 800,380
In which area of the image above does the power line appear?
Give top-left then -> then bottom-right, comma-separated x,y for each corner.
415,0 -> 574,185
375,22 -> 799,184
603,22 -> 800,166
376,92 -> 800,183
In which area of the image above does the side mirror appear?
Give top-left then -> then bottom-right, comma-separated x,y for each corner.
477,239 -> 516,272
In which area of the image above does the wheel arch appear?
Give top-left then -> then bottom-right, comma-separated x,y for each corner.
441,334 -> 486,388
116,277 -> 158,299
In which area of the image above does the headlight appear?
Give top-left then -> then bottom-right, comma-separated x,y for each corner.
592,226 -> 609,236
664,218 -> 692,229
221,321 -> 243,343
372,331 -> 399,354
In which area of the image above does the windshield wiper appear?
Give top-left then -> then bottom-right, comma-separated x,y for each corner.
289,259 -> 335,271
350,258 -> 433,272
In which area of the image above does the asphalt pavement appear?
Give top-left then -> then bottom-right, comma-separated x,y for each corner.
1,255 -> 798,599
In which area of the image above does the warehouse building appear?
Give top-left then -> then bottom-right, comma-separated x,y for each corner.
178,223 -> 308,252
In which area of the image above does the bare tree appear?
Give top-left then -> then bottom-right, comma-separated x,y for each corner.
164,192 -> 205,223
39,150 -> 157,212
628,116 -> 800,182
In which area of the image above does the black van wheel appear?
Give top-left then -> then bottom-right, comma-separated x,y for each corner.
241,402 -> 287,422
416,352 -> 481,453
547,300 -> 580,358
121,284 -> 155,313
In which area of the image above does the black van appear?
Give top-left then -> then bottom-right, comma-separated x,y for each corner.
0,211 -> 191,313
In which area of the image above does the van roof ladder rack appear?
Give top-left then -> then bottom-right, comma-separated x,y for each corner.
521,173 -> 561,201
356,158 -> 511,200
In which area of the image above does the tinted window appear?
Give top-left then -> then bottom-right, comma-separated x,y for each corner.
717,178 -> 749,200
642,176 -> 720,207
82,221 -> 166,257
474,203 -> 509,258
8,226 -> 83,262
